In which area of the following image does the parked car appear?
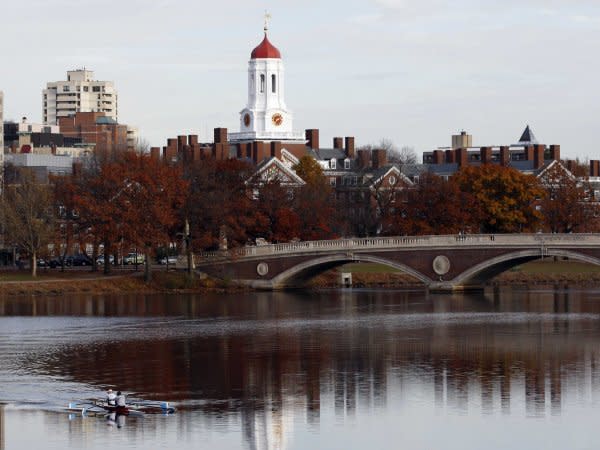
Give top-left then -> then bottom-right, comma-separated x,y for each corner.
159,255 -> 178,265
65,254 -> 92,266
123,253 -> 145,265
37,258 -> 49,267
96,255 -> 115,265
48,258 -> 62,268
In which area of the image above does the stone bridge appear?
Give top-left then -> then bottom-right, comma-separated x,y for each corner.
194,234 -> 600,292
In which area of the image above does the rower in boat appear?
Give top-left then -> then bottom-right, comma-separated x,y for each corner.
116,391 -> 126,408
106,389 -> 116,406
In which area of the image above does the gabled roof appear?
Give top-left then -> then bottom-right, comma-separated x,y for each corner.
249,157 -> 305,186
280,148 -> 299,167
536,159 -> 576,181
517,125 -> 538,145
369,165 -> 413,187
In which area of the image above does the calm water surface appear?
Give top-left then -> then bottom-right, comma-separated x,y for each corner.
1,287 -> 600,449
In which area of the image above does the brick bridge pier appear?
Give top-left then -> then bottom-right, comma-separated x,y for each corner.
194,234 -> 600,292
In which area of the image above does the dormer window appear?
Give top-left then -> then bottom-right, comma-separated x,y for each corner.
344,159 -> 351,169
329,159 -> 336,169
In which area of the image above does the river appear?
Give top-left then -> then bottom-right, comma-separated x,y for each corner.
1,287 -> 600,449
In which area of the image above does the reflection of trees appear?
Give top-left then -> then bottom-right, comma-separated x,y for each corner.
10,289 -> 600,447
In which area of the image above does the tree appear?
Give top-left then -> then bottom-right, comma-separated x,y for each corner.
254,179 -> 300,242
185,159 -> 257,251
357,139 -> 417,166
293,156 -> 338,240
453,164 -> 544,233
538,163 -> 595,233
115,153 -> 189,281
0,169 -> 55,276
393,173 -> 476,236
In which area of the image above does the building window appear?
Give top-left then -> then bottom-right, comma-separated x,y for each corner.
330,159 -> 336,169
344,159 -> 351,169
389,175 -> 396,185
92,86 -> 101,92
272,74 -> 276,93
260,75 -> 265,93
63,86 -> 70,92
83,86 -> 89,92
330,178 -> 336,186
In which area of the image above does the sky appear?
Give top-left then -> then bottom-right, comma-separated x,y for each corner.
1,0 -> 599,160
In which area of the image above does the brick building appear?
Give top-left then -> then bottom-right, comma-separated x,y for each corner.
58,111 -> 129,156
423,127 -> 562,175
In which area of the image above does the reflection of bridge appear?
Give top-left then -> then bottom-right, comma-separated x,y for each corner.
195,234 -> 600,292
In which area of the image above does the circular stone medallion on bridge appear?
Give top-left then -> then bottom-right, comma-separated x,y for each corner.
432,255 -> 450,276
256,262 -> 269,276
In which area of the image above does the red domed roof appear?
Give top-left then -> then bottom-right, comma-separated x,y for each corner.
251,33 -> 281,59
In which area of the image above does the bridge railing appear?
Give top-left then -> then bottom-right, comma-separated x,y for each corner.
195,233 -> 600,263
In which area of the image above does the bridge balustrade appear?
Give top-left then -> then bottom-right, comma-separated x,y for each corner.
194,233 -> 600,264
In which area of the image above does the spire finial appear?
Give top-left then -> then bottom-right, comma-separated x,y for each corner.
264,11 -> 271,32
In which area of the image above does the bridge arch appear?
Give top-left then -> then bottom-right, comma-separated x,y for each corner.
267,254 -> 432,289
452,249 -> 600,288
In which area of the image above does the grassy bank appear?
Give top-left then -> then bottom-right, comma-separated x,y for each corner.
2,259 -> 599,296
0,270 -> 238,297
309,259 -> 600,288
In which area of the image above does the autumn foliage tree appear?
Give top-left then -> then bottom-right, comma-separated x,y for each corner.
393,173 -> 477,235
59,152 -> 188,278
453,164 -> 544,233
538,162 -> 597,233
185,159 -> 258,250
254,179 -> 301,243
293,156 -> 338,240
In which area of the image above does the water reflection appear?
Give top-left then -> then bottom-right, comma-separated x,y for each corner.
2,288 -> 600,449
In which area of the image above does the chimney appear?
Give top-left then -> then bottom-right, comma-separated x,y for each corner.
533,144 -> 545,169
549,144 -> 560,161
305,129 -> 319,149
345,136 -> 355,159
188,135 -> 198,146
480,146 -> 492,164
455,148 -> 469,167
214,127 -> 228,144
150,147 -> 161,160
445,149 -> 456,163
333,137 -> 343,149
177,135 -> 187,151
499,146 -> 510,166
433,150 -> 444,165
590,160 -> 600,177
357,149 -> 371,169
372,149 -> 388,169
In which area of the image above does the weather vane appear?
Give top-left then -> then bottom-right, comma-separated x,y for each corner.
264,11 -> 271,32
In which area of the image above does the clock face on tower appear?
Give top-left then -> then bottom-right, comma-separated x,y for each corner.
272,113 -> 283,127
243,113 -> 251,127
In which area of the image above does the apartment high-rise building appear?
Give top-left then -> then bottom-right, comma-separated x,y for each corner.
43,69 -> 118,125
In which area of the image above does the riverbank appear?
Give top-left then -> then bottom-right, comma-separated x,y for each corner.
0,270 -> 238,297
2,259 -> 600,296
309,260 -> 600,289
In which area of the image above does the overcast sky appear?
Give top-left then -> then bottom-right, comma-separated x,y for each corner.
1,0 -> 599,159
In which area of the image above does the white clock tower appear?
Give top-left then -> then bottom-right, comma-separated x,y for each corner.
229,20 -> 304,143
